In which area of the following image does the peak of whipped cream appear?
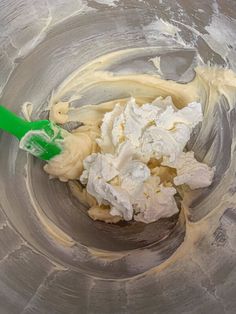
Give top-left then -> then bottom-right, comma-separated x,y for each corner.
80,96 -> 214,223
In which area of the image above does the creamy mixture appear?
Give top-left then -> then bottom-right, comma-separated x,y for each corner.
43,95 -> 214,223
28,48 -> 236,225
79,97 -> 214,223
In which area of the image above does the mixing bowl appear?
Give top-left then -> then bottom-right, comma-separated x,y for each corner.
0,0 -> 236,313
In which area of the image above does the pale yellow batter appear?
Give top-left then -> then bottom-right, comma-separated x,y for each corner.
41,48 -> 236,224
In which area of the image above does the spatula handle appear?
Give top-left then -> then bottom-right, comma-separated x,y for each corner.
0,105 -> 30,139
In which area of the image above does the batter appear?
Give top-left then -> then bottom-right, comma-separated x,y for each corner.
37,48 -> 236,224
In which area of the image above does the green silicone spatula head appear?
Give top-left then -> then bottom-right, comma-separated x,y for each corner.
0,105 -> 63,160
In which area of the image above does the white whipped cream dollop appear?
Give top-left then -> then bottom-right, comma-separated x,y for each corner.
80,97 -> 214,223
163,151 -> 215,190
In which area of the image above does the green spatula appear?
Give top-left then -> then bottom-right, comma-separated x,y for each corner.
0,105 -> 63,160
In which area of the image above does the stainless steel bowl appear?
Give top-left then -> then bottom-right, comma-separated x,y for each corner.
0,1 -> 236,313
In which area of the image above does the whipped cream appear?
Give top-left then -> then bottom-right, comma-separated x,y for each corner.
97,96 -> 203,163
163,151 -> 215,189
134,177 -> 179,223
80,97 -> 215,223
